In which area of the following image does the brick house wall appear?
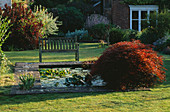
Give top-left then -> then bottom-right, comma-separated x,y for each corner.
103,0 -> 158,30
0,0 -> 12,8
111,0 -> 130,29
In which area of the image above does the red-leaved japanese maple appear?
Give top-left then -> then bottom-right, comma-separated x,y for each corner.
90,40 -> 166,90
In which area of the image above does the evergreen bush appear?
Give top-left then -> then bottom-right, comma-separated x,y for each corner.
65,29 -> 88,40
88,23 -> 117,40
148,11 -> 170,38
123,29 -> 138,41
138,27 -> 159,45
57,6 -> 84,33
153,33 -> 170,52
109,28 -> 125,44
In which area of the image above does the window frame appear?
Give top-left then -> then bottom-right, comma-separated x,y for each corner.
129,5 -> 158,31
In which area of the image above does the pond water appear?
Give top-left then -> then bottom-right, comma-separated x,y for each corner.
39,67 -> 106,88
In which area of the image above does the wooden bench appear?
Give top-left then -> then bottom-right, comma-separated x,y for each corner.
39,37 -> 79,62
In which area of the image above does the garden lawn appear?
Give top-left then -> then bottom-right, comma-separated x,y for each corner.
0,43 -> 170,112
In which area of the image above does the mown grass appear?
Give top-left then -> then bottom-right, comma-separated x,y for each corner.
5,43 -> 105,63
0,43 -> 170,112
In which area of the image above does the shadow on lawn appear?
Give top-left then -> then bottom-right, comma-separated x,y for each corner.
0,83 -> 169,105
8,54 -> 78,63
163,60 -> 170,85
0,91 -> 112,105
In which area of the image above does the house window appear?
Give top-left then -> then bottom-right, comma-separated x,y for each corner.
104,0 -> 112,8
129,5 -> 158,31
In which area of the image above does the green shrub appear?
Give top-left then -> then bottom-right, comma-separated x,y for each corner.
109,28 -> 125,44
80,34 -> 93,41
33,5 -> 61,37
88,24 -> 138,44
0,16 -> 12,75
148,10 -> 170,38
123,29 -> 138,41
90,40 -> 166,90
65,29 -> 88,40
88,23 -> 117,40
138,11 -> 170,45
138,27 -> 159,44
153,33 -> 170,52
109,28 -> 138,44
57,6 -> 84,33
162,46 -> 170,54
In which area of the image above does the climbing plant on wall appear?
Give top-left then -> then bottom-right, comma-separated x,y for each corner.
123,0 -> 169,10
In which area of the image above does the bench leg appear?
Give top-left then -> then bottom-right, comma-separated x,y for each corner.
75,43 -> 79,61
39,52 -> 42,62
75,51 -> 79,61
39,37 -> 42,62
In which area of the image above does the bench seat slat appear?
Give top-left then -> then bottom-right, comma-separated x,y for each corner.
42,49 -> 77,52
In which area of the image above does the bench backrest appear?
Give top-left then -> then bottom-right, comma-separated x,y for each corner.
39,37 -> 79,62
39,37 -> 78,52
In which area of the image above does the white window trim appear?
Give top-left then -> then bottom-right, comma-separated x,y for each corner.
129,5 -> 159,31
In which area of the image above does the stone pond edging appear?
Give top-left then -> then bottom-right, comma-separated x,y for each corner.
11,62 -> 150,95
11,61 -> 104,95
